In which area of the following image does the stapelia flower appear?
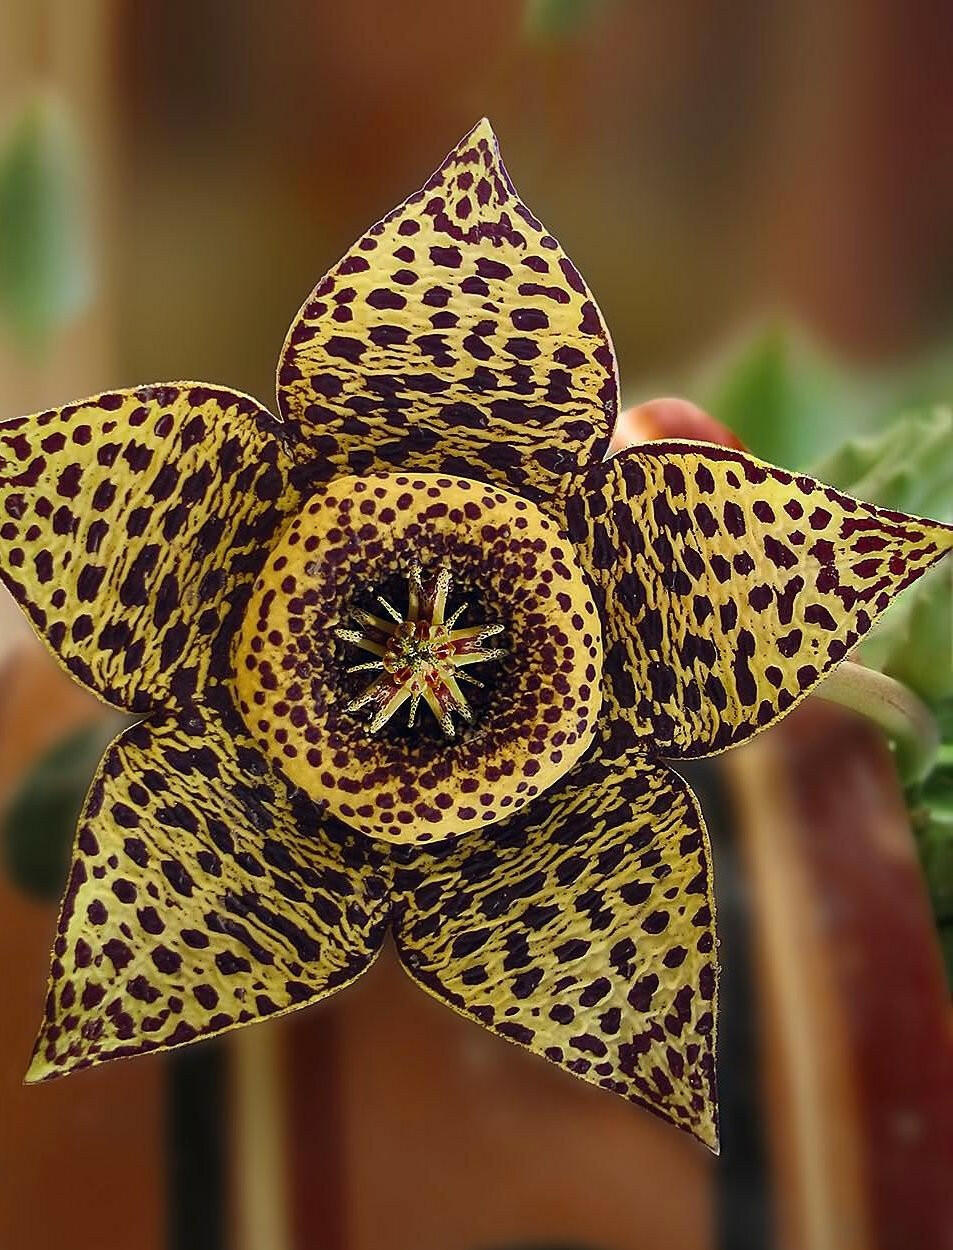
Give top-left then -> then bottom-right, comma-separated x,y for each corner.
1,121 -> 950,1152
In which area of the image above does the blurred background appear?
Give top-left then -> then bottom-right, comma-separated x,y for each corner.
1,3 -> 952,1248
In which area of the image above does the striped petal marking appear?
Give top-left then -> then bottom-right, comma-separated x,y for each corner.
28,702 -> 391,1082
2,123 -> 951,1157
277,118 -> 618,510
0,384 -> 299,712
392,751 -> 718,1150
566,441 -> 953,759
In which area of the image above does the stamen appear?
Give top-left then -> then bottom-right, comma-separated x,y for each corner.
431,566 -> 452,626
408,692 -> 421,727
344,687 -> 378,713
350,607 -> 397,636
367,687 -> 411,733
336,627 -> 386,658
455,646 -> 508,669
337,565 -> 506,737
346,660 -> 384,674
376,595 -> 403,624
446,602 -> 468,629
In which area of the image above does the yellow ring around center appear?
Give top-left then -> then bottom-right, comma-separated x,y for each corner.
233,472 -> 604,844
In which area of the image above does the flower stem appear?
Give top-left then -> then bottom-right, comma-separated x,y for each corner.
815,661 -> 940,784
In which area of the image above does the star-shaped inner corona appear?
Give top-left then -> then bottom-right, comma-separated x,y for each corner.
233,471 -> 605,844
337,564 -> 506,736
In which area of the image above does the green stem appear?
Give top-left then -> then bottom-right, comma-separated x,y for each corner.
815,661 -> 940,784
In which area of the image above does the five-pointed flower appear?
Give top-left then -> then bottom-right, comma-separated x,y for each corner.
1,121 -> 950,1152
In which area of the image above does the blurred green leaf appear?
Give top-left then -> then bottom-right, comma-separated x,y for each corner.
858,565 -> 951,704
811,406 -> 953,522
806,408 -> 953,983
693,326 -> 865,468
2,717 -> 124,900
0,93 -> 92,345
914,771 -> 953,914
523,0 -> 607,39
693,325 -> 953,979
910,739 -> 953,987
692,323 -> 953,471
811,408 -> 953,704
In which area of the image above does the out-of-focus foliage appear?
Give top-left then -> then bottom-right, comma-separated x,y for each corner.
694,327 -> 864,469
523,0 -> 608,40
910,704 -> 953,980
2,717 -> 123,900
693,323 -> 953,471
812,406 -> 953,527
0,92 -> 92,346
700,327 -> 953,980
808,407 -> 953,982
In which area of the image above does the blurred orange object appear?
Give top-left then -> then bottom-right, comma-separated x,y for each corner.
610,397 -> 746,452
728,702 -> 953,1250
285,948 -> 714,1250
0,642 -> 164,1250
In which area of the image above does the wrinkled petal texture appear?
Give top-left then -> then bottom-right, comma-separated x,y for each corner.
235,471 -> 604,843
391,753 -> 718,1149
28,703 -> 391,1081
0,384 -> 300,712
569,442 -> 953,758
277,119 -> 618,507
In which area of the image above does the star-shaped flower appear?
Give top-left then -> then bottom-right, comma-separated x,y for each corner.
1,121 -> 950,1152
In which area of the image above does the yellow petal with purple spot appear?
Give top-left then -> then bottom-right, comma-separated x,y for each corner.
392,751 -> 718,1151
567,441 -> 953,759
0,383 -> 299,712
277,119 -> 618,510
27,703 -> 390,1081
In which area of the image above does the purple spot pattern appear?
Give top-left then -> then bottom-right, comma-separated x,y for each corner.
28,708 -> 391,1082
2,121 -> 950,1153
277,119 -> 618,508
392,752 -> 718,1149
0,383 -> 300,712
565,442 -> 953,759
234,472 -> 603,844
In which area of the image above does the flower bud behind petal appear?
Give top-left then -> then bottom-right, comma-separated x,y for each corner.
611,397 -> 747,453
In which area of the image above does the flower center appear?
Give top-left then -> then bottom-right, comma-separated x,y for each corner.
337,564 -> 505,736
233,471 -> 604,845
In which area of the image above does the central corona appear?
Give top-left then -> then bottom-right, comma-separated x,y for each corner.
234,471 -> 604,844
337,563 -> 506,736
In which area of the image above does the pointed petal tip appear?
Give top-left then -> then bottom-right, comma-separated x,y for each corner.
624,1086 -> 719,1153
470,115 -> 496,137
459,116 -> 500,153
24,1049 -> 52,1085
697,1117 -> 720,1155
908,513 -> 953,562
24,1028 -> 72,1084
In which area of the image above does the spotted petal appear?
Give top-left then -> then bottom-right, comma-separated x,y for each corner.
27,702 -> 390,1080
0,383 -> 300,712
391,753 -> 718,1150
277,119 -> 618,506
567,442 -> 953,758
